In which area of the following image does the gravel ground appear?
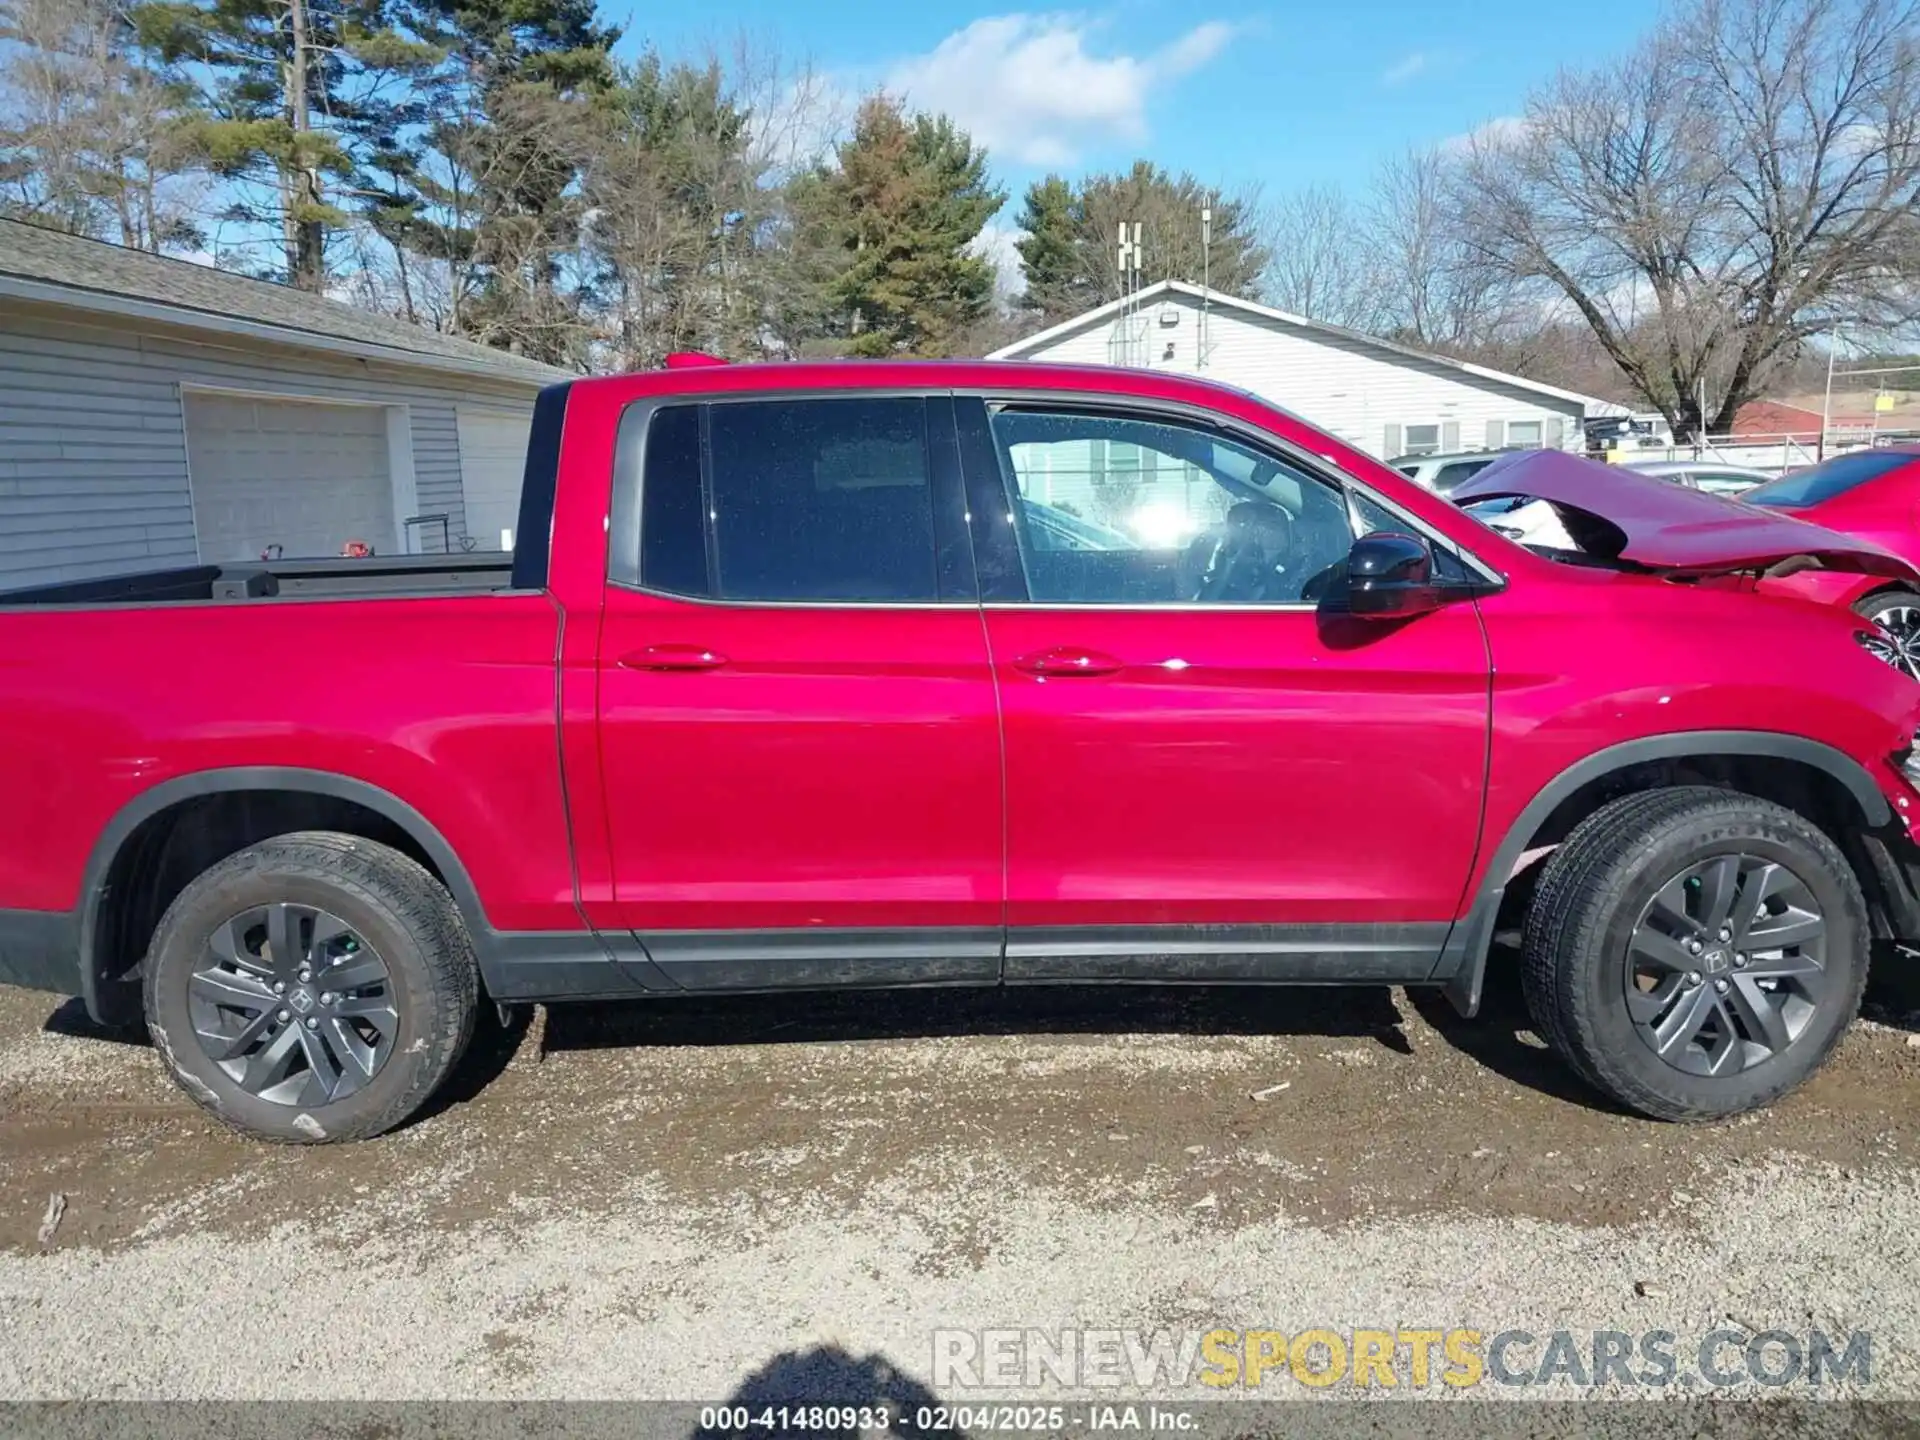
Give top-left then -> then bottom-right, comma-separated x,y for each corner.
1,964 -> 1918,1410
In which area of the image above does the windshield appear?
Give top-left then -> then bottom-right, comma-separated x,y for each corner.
1743,450 -> 1913,509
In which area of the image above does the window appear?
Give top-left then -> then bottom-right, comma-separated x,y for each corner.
1743,450 -> 1914,510
637,398 -> 942,603
1507,420 -> 1544,448
639,405 -> 707,597
1689,472 -> 1761,498
1432,458 -> 1496,495
990,407 -> 1389,605
1403,424 -> 1442,456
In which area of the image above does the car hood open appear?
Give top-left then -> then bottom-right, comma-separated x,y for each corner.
1449,449 -> 1917,579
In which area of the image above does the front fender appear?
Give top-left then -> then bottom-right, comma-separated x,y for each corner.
1435,731 -> 1898,1018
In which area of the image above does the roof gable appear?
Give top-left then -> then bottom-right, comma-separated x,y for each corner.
990,279 -> 1609,411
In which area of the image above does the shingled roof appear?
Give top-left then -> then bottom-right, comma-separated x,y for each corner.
0,219 -> 575,387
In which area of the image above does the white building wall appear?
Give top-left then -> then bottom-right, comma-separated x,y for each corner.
1013,291 -> 1583,460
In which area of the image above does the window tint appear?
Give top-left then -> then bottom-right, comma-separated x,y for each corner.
639,404 -> 708,598
991,408 -> 1363,604
1743,450 -> 1913,509
639,398 -> 942,602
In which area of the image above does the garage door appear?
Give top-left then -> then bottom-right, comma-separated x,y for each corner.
458,408 -> 532,551
184,394 -> 393,562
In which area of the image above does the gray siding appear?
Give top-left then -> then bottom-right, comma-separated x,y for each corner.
408,401 -> 466,554
0,299 -> 540,586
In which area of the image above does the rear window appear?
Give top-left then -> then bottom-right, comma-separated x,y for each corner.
1743,451 -> 1913,509
636,398 -> 943,603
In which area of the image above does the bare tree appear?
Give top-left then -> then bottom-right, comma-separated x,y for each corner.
1260,182 -> 1382,329
1370,146 -> 1531,351
1456,0 -> 1920,438
0,0 -> 204,250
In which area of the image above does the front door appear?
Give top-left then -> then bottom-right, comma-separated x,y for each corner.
596,393 -> 1003,990
958,398 -> 1492,982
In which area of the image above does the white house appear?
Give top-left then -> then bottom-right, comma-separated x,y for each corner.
990,280 -> 1608,463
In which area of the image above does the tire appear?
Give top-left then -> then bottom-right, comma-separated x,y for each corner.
143,831 -> 479,1143
1521,787 -> 1868,1122
1851,589 -> 1920,680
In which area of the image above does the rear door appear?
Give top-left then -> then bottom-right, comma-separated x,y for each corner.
957,397 -> 1492,982
594,392 -> 1004,990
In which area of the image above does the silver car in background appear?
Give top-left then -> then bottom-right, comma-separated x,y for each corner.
1623,460 -> 1774,497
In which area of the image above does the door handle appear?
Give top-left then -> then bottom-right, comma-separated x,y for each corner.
1013,647 -> 1124,678
619,644 -> 729,672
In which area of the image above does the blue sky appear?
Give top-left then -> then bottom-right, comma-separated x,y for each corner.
628,1 -> 1667,198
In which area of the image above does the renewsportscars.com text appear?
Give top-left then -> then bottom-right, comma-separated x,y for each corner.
932,1327 -> 1873,1392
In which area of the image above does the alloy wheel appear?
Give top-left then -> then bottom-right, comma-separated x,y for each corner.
1861,604 -> 1920,680
1625,854 -> 1828,1077
186,903 -> 399,1106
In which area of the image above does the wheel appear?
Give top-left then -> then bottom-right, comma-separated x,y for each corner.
1852,589 -> 1920,680
1521,787 -> 1867,1121
143,832 -> 479,1143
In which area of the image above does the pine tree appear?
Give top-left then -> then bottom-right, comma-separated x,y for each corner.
1015,162 -> 1268,319
1014,174 -> 1092,323
795,95 -> 1003,358
132,0 -> 438,289
395,0 -> 616,361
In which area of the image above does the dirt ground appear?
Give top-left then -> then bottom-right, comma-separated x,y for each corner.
2,957 -> 1919,1409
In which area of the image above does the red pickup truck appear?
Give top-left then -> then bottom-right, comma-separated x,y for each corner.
5,360 -> 1920,1143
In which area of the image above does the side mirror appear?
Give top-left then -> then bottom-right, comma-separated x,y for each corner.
1345,532 -> 1442,619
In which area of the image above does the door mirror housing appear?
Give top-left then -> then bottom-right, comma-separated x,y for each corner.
1345,532 -> 1442,619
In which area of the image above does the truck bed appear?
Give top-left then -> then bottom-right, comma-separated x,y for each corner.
0,553 -> 517,607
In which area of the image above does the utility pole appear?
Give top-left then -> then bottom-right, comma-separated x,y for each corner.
1116,221 -> 1143,365
1820,341 -> 1838,462
1199,205 -> 1212,371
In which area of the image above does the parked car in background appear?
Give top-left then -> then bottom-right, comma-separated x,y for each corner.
4,368 -> 1920,1143
1743,446 -> 1920,676
1388,449 -> 1521,495
1627,460 -> 1775,497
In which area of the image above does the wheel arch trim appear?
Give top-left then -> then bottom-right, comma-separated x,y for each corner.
1437,730 -> 1892,1017
78,767 -> 497,1021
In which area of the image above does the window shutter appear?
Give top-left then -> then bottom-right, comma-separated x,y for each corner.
1441,420 -> 1461,452
1485,420 -> 1505,449
1383,423 -> 1403,457
1546,416 -> 1566,450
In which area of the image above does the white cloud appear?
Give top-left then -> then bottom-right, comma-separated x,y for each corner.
886,14 -> 1237,167
1440,114 -> 1530,154
970,219 -> 1029,298
1381,51 -> 1431,87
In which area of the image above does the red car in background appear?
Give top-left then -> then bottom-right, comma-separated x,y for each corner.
1746,446 -> 1920,675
